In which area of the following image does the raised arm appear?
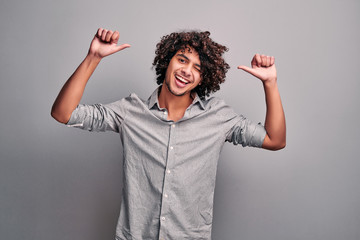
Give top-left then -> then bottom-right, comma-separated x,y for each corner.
238,54 -> 286,150
51,28 -> 130,124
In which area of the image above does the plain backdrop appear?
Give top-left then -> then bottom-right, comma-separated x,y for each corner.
1,0 -> 359,239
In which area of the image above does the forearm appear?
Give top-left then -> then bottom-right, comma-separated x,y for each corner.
262,80 -> 286,150
51,54 -> 101,124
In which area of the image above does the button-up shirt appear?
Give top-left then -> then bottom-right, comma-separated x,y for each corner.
67,87 -> 266,240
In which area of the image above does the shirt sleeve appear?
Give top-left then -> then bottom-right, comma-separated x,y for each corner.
66,98 -> 128,133
213,98 -> 266,148
225,116 -> 266,148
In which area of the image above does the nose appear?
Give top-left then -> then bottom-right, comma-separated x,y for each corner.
181,65 -> 192,77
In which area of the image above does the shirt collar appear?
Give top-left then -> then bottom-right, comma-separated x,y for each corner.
148,86 -> 205,110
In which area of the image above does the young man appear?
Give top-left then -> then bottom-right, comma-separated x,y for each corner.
51,28 -> 286,240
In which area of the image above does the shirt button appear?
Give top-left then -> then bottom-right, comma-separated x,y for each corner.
161,216 -> 166,221
163,111 -> 167,115
166,169 -> 171,174
172,124 -> 175,128
170,146 -> 174,150
164,193 -> 168,198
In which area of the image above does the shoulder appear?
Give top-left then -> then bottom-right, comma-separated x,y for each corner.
202,96 -> 240,122
101,93 -> 145,113
117,92 -> 151,113
202,96 -> 231,111
113,93 -> 146,105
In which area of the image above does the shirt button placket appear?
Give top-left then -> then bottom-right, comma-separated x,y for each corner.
159,123 -> 176,239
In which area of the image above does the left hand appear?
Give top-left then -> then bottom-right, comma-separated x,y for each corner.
238,54 -> 277,83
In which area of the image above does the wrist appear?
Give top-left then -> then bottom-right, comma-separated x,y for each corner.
85,52 -> 102,64
263,78 -> 278,89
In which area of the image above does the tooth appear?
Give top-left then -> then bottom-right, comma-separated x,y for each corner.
177,75 -> 188,83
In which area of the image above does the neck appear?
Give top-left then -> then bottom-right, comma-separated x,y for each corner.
158,85 -> 194,121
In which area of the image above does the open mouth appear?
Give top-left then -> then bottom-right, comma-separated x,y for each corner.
175,74 -> 190,87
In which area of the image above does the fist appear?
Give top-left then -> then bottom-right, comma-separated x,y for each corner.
88,28 -> 130,59
238,54 -> 277,83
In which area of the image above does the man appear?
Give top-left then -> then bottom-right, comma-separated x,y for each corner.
51,28 -> 286,240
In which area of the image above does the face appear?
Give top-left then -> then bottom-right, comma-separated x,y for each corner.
163,47 -> 202,97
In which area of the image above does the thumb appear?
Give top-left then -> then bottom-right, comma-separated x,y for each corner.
237,65 -> 255,75
237,65 -> 262,79
113,43 -> 131,53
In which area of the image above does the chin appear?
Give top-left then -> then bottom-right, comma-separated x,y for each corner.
166,81 -> 189,97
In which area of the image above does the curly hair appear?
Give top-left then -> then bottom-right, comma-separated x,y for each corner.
152,31 -> 230,99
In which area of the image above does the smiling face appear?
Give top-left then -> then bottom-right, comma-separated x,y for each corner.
163,47 -> 202,97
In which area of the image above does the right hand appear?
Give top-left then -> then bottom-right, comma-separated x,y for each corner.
88,28 -> 131,59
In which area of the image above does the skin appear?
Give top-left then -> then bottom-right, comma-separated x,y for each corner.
238,55 -> 286,150
158,47 -> 202,122
51,28 -> 130,124
51,28 -> 286,150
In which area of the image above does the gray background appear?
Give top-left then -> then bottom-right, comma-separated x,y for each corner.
1,0 -> 359,239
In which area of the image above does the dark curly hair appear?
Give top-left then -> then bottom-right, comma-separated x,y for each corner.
152,31 -> 230,99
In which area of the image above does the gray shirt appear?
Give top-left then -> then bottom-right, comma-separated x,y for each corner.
67,87 -> 266,240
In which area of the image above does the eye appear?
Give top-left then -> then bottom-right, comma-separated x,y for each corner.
178,58 -> 186,63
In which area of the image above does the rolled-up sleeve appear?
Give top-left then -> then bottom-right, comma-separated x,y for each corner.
226,117 -> 266,148
213,98 -> 266,148
66,99 -> 128,133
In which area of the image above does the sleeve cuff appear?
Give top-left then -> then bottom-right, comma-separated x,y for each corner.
251,122 -> 267,148
66,106 -> 84,128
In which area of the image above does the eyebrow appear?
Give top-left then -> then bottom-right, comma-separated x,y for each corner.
177,54 -> 201,68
